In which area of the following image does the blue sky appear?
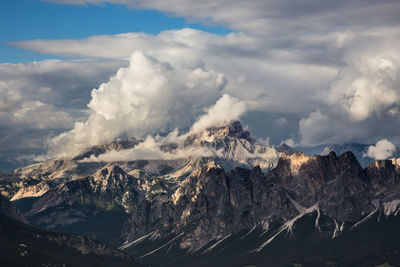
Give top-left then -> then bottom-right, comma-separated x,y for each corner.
0,0 -> 231,63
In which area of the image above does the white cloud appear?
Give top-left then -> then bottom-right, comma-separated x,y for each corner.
80,94 -> 248,162
0,59 -> 123,167
280,138 -> 295,147
299,31 -> 400,146
3,0 -> 400,166
81,135 -> 221,162
45,51 -> 227,158
12,101 -> 74,129
366,139 -> 396,160
388,107 -> 400,117
327,35 -> 400,122
189,94 -> 247,134
8,28 -> 400,158
0,88 -> 21,112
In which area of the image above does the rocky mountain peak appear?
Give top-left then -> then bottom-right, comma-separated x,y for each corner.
180,120 -> 281,172
337,150 -> 358,162
205,120 -> 252,140
279,151 -> 313,174
93,165 -> 129,183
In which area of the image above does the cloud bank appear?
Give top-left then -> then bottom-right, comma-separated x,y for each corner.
81,135 -> 221,162
299,31 -> 400,146
81,94 -> 247,162
45,51 -> 228,158
2,0 -> 400,166
0,59 -> 124,168
190,94 -> 247,134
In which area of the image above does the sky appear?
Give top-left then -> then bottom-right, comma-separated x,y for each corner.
0,0 -> 231,63
1,0 -> 400,168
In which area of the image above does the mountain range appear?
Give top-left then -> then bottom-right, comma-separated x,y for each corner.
1,121 -> 400,266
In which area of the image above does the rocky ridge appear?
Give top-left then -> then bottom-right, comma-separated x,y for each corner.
2,121 -> 280,201
18,149 -> 400,253
2,121 -> 400,266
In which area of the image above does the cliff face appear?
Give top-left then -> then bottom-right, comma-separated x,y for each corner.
269,151 -> 372,221
165,163 -> 294,250
366,159 -> 400,199
0,194 -> 28,223
102,151 -> 400,251
3,121 -> 280,202
14,145 -> 400,254
185,121 -> 280,171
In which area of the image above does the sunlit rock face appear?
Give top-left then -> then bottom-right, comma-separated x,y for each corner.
119,151 -> 400,251
185,121 -> 281,171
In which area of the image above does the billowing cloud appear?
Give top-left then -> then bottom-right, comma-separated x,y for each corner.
366,139 -> 396,160
11,28 -> 338,117
328,34 -> 400,122
45,51 -> 227,158
2,0 -> 400,166
81,94 -> 248,162
8,28 -> 400,161
299,32 -> 400,146
190,94 -> 246,134
0,59 -> 123,168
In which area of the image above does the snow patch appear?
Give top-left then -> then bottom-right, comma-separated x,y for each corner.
240,225 -> 257,240
119,231 -> 155,250
383,199 -> 400,216
202,234 -> 231,254
315,207 -> 321,232
255,204 -> 319,252
351,209 -> 378,230
332,219 -> 344,238
139,232 -> 184,258
287,194 -> 306,213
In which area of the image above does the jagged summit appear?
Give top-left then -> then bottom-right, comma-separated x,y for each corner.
184,120 -> 249,144
204,120 -> 252,140
93,165 -> 130,183
6,120 -> 280,201
183,120 -> 280,171
277,143 -> 295,155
